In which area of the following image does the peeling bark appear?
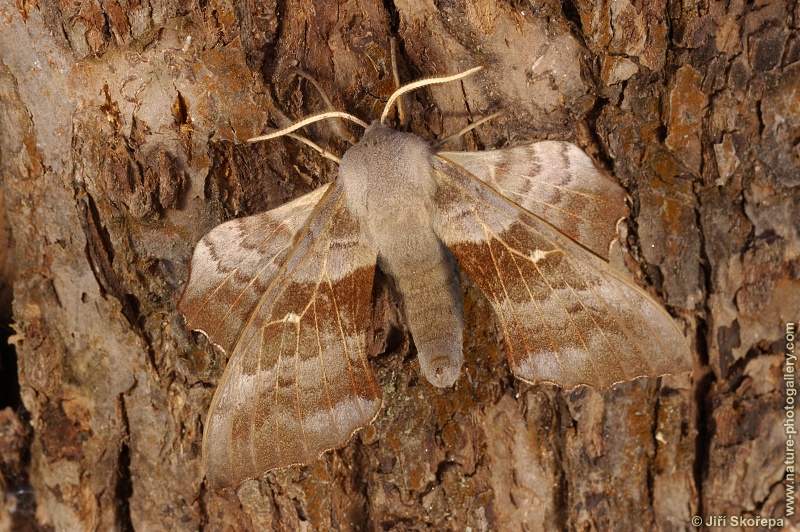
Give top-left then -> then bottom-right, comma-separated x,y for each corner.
0,0 -> 797,529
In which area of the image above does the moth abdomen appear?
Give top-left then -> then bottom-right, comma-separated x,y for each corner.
387,242 -> 464,388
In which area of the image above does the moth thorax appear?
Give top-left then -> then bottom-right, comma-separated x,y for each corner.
339,123 -> 436,215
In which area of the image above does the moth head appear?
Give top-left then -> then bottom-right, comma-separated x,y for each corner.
338,121 -> 434,180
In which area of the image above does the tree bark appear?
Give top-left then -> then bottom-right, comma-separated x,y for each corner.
0,0 -> 797,530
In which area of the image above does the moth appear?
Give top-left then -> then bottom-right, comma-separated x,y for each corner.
179,67 -> 692,487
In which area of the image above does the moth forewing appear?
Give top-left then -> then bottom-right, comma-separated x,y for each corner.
195,183 -> 382,487
437,141 -> 629,260
178,183 -> 332,353
430,155 -> 692,389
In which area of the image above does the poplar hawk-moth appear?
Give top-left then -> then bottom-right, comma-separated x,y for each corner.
179,68 -> 692,487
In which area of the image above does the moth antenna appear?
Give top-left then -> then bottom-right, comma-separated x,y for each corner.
434,112 -> 503,148
248,112 -> 369,143
293,70 -> 337,112
389,38 -> 407,127
380,66 -> 483,125
286,133 -> 342,163
293,70 -> 358,144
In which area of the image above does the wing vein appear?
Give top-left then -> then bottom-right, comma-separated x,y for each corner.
227,183 -> 343,357
499,187 -> 617,232
505,246 -> 570,377
327,268 -> 367,423
577,255 -> 670,375
318,271 -> 342,437
248,316 -> 265,475
467,203 -> 564,374
294,311 -> 309,459
500,168 -> 615,203
490,223 -> 588,380
194,222 -> 291,330
274,321 -> 285,463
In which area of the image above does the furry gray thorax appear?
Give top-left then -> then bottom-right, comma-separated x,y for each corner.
339,121 -> 436,219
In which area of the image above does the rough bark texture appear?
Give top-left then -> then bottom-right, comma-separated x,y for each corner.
0,0 -> 798,530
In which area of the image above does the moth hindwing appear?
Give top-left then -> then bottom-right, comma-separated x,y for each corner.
179,68 -> 692,487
